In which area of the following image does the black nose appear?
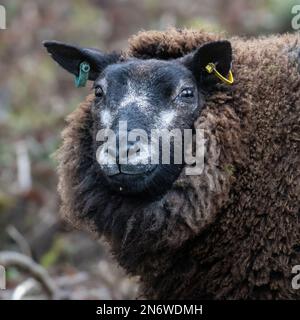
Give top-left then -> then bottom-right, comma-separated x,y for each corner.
100,105 -> 157,176
113,139 -> 154,175
99,133 -> 154,177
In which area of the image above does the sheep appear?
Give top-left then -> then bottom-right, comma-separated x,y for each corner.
44,29 -> 300,299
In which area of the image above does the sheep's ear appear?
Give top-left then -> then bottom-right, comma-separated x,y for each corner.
43,41 -> 120,81
181,40 -> 232,86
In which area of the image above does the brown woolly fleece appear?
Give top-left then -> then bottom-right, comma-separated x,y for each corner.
57,29 -> 300,299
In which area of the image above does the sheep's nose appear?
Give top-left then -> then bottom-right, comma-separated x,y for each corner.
117,140 -> 154,175
99,139 -> 154,176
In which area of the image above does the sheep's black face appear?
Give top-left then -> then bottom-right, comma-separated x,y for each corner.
44,39 -> 232,197
92,59 -> 201,196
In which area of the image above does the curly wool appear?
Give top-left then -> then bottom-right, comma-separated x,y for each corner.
57,29 -> 300,299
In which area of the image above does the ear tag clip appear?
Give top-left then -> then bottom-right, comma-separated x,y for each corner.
205,62 -> 234,85
75,61 -> 90,87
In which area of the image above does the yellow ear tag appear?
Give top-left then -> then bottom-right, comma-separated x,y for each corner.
205,62 -> 234,85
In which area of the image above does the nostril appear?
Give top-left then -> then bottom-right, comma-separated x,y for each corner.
127,141 -> 137,152
127,145 -> 141,157
128,143 -> 149,165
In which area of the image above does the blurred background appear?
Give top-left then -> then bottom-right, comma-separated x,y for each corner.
0,0 -> 299,300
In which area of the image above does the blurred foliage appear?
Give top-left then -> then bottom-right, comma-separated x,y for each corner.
0,0 -> 298,300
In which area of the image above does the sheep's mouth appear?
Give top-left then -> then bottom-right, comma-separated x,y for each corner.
104,165 -> 158,195
102,163 -> 182,197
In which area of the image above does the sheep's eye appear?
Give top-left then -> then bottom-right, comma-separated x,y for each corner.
179,88 -> 194,98
95,86 -> 104,98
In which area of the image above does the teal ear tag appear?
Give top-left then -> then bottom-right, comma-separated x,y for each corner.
75,61 -> 90,87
